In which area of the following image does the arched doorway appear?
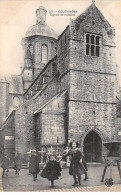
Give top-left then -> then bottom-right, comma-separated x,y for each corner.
83,130 -> 102,162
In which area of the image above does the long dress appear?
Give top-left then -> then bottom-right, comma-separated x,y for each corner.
14,156 -> 22,171
64,148 -> 85,177
29,154 -> 40,174
40,160 -> 62,180
1,156 -> 10,170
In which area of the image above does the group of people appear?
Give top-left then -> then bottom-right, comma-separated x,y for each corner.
1,141 -> 88,187
29,141 -> 88,187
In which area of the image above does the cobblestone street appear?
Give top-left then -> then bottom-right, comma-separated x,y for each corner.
1,166 -> 121,191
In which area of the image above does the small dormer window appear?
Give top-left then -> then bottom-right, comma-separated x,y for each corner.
86,33 -> 100,57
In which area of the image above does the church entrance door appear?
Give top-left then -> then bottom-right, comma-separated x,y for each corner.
83,130 -> 102,162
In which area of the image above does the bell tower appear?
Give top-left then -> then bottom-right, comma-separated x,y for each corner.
21,4 -> 57,91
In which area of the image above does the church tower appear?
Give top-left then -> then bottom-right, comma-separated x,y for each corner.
66,2 -> 118,162
21,5 -> 58,91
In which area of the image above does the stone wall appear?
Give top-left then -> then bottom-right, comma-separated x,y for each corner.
15,75 -> 68,155
68,101 -> 117,143
34,90 -> 68,148
69,70 -> 117,102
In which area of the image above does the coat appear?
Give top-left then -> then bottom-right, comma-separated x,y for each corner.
63,148 -> 85,176
40,160 -> 62,180
1,156 -> 10,170
14,156 -> 22,171
29,154 -> 40,174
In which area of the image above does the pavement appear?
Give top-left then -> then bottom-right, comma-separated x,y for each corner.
1,166 -> 121,192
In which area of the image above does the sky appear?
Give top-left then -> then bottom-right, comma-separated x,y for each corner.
1,0 -> 121,83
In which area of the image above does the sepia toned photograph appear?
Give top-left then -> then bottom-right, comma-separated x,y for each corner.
1,0 -> 121,192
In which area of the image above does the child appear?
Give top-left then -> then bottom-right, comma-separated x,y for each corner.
40,155 -> 62,187
1,155 -> 10,178
14,153 -> 22,175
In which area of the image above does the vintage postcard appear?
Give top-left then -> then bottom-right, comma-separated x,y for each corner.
0,0 -> 121,192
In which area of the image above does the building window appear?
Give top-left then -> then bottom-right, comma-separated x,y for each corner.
86,34 -> 100,57
29,44 -> 34,55
13,96 -> 20,108
92,20 -> 95,25
41,44 -> 48,63
42,76 -> 47,88
86,44 -> 90,55
92,94 -> 95,101
52,62 -> 57,77
57,136 -> 59,143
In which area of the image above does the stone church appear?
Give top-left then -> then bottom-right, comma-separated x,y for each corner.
0,2 -> 121,162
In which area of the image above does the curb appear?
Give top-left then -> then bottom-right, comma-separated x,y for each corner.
39,184 -> 121,192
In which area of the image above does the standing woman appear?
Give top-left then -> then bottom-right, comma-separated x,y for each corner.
63,141 -> 84,186
29,150 -> 40,181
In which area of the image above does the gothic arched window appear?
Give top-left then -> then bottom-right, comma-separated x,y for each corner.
41,44 -> 48,63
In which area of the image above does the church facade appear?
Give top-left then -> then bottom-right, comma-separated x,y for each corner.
0,2 -> 121,162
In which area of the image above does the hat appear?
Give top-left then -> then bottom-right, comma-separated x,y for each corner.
49,155 -> 56,161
